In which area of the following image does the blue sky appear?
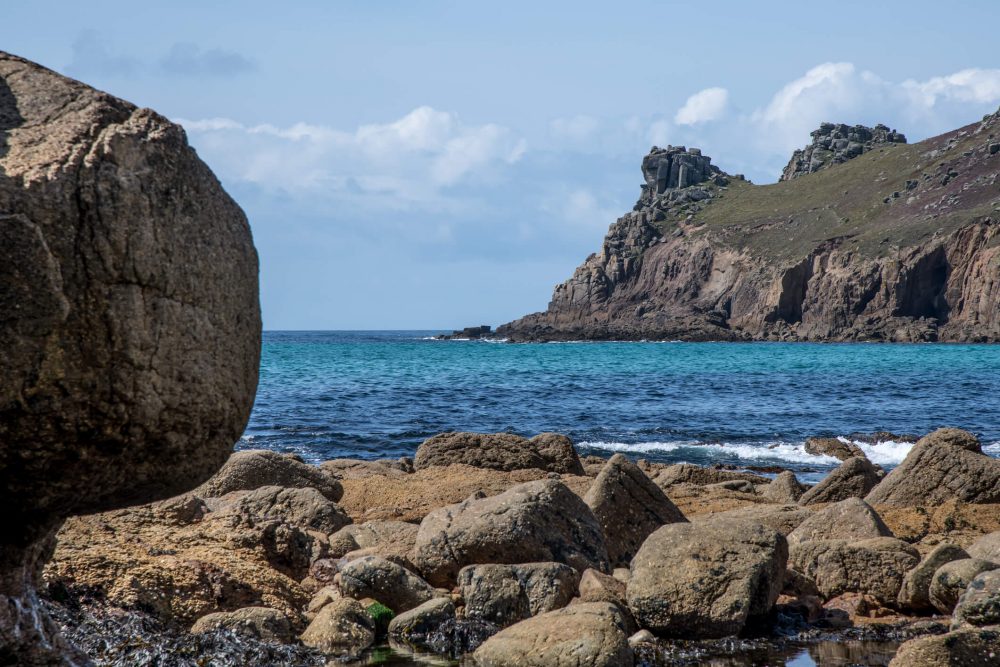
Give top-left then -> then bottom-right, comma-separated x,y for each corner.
5,1 -> 1000,329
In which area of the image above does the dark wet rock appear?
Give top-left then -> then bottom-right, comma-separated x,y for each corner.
788,537 -> 919,605
458,562 -> 578,628
954,569 -> 1000,628
387,597 -> 456,647
929,558 -> 1000,615
413,432 -> 585,475
760,471 -> 807,503
215,486 -> 351,534
337,556 -> 435,613
198,451 -> 343,502
473,601 -> 633,667
804,437 -> 865,461
787,498 -> 892,546
190,607 -> 294,644
798,457 -> 882,505
299,598 -> 375,657
889,626 -> 1000,666
627,520 -> 787,638
0,51 -> 260,665
411,480 -> 609,587
898,543 -> 970,611
781,122 -> 906,181
866,428 -> 1000,506
583,454 -> 686,566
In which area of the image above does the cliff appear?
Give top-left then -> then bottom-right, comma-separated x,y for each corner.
498,111 -> 1000,342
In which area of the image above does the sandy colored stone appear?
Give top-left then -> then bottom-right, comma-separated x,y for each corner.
929,559 -> 1000,615
798,457 -> 882,505
898,543 -> 970,611
889,627 -> 1000,666
197,450 -> 342,502
788,537 -> 919,605
190,607 -> 293,643
337,556 -> 435,613
787,498 -> 892,546
761,471 -> 807,503
458,562 -> 578,627
414,432 -> 584,474
299,598 -> 375,656
697,503 -> 812,536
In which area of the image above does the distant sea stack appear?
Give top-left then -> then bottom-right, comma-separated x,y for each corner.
498,111 -> 1000,342
0,52 -> 260,663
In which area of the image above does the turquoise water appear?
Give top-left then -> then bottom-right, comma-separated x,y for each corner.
243,331 -> 1000,478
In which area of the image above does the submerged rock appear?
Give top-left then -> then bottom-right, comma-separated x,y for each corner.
413,432 -> 585,474
627,520 -> 787,638
584,454 -> 686,566
411,479 -> 609,587
0,50 -> 260,664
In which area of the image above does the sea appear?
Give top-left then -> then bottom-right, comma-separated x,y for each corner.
241,331 -> 1000,482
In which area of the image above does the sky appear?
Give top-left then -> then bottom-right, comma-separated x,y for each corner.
4,1 -> 1000,329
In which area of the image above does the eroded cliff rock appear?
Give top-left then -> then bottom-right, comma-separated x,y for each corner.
499,112 -> 1000,342
0,51 -> 260,663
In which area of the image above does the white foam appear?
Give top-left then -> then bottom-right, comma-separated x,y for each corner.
839,437 -> 914,466
984,442 -> 1000,456
579,440 -> 841,465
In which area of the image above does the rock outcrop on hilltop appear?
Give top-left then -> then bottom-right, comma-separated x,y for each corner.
0,51 -> 260,663
498,112 -> 1000,342
780,122 -> 907,181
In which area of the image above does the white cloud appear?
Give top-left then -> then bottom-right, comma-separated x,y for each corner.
550,115 -> 600,141
178,106 -> 526,204
675,87 -> 729,125
902,68 -> 1000,107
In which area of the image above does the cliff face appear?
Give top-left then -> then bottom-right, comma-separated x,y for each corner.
498,112 -> 1000,342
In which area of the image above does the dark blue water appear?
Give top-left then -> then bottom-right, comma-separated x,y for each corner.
242,331 -> 1000,478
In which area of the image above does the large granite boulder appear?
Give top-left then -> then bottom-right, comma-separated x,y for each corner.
968,530 -> 1000,563
411,479 -> 609,587
787,498 -> 892,547
788,537 -> 919,605
0,52 -> 260,663
804,437 -> 864,461
337,556 -> 436,613
798,457 -> 882,505
299,598 -> 375,657
328,520 -> 418,560
473,601 -> 633,667
865,428 -> 1000,506
458,562 -> 578,628
198,450 -> 342,502
189,606 -> 294,643
413,432 -> 584,474
387,597 -> 456,647
897,543 -> 970,611
583,454 -> 686,566
214,485 -> 351,534
654,464 -> 769,488
954,569 -> 1000,628
627,520 -> 787,638
695,504 -> 812,536
760,471 -> 807,503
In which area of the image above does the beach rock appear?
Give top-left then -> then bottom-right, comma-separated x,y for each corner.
215,486 -> 351,534
865,428 -> 1000,506
761,471 -> 807,503
337,556 -> 435,613
954,569 -> 1000,628
929,559 -> 1000,615
411,479 -> 609,587
787,498 -> 892,546
583,454 -> 686,566
299,598 -> 375,656
804,437 -> 865,461
968,530 -> 1000,563
413,432 -> 584,474
0,52 -> 260,663
472,601 -> 633,667
337,463 -> 591,523
305,586 -> 342,620
654,464 -> 769,488
788,537 -> 919,605
798,457 -> 882,505
328,521 -> 418,561
190,607 -> 294,643
698,504 -> 811,536
388,597 -> 456,646
898,543 -> 970,611
578,568 -> 628,607
627,520 -> 787,638
888,627 -> 1000,667
320,459 -> 409,480
198,450 -> 343,502
458,562 -> 578,627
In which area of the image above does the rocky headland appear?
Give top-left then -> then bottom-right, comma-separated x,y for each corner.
30,428 -> 1000,666
498,111 -> 1000,342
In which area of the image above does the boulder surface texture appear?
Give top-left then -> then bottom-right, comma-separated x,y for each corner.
0,51 -> 260,664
